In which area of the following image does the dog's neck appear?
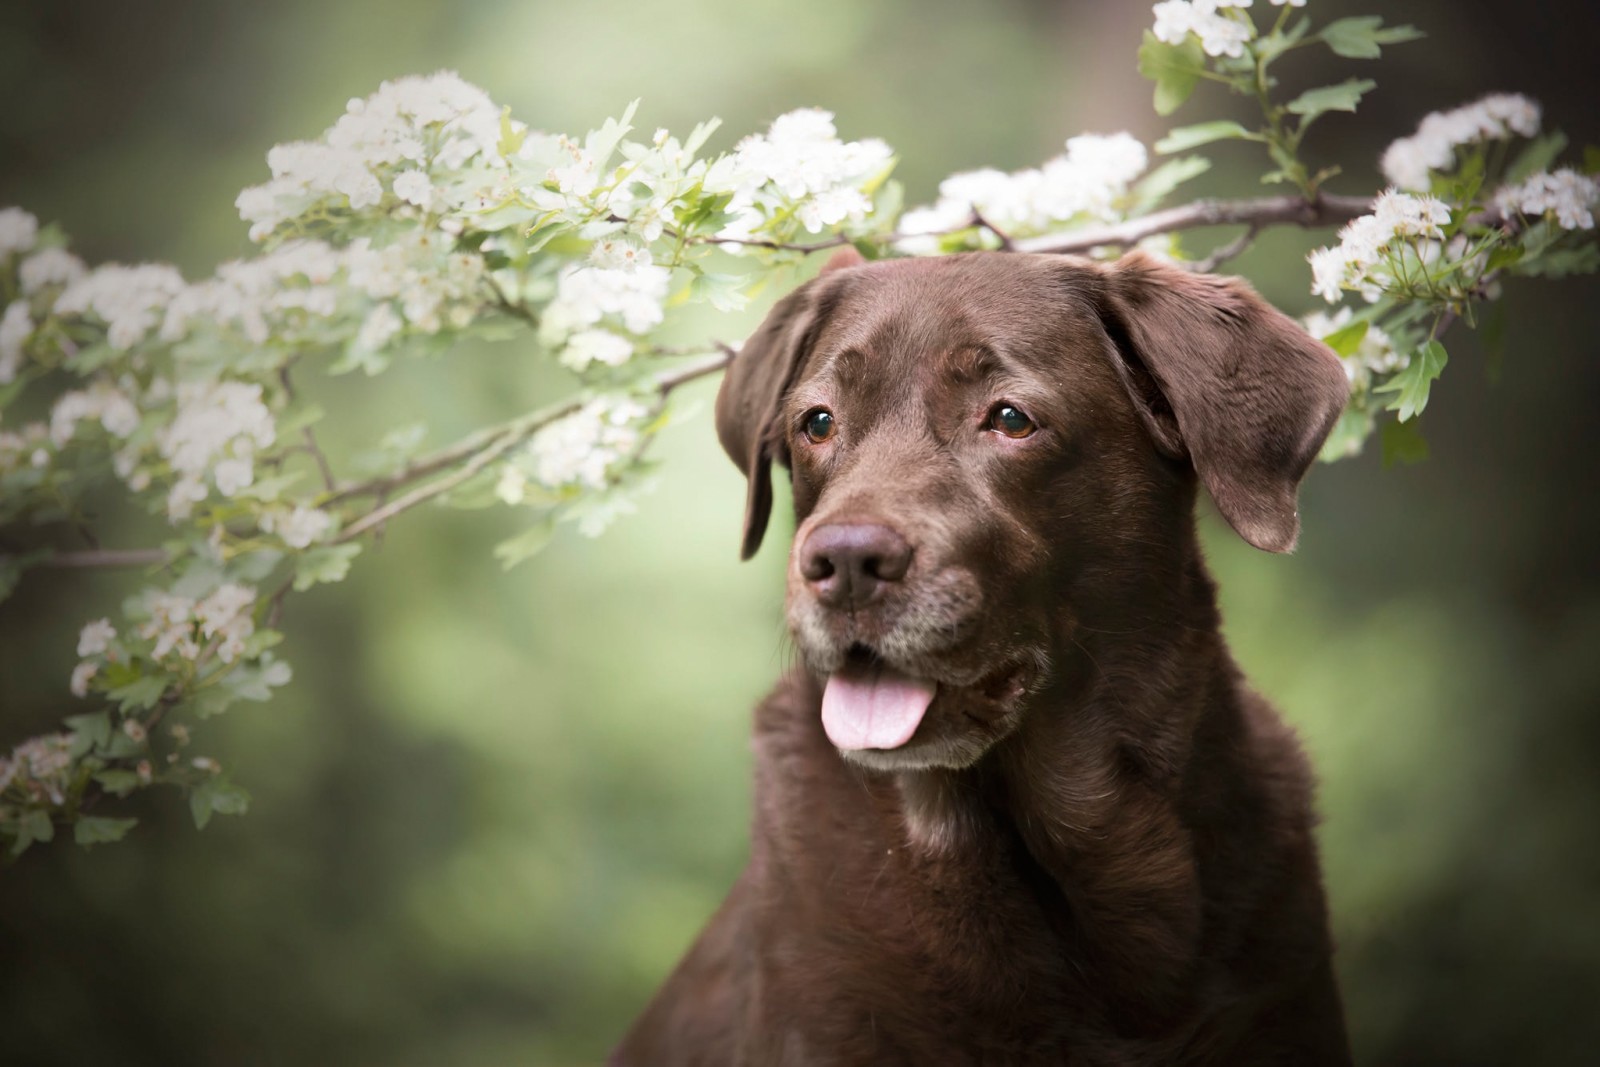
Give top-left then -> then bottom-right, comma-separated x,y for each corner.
893,541 -> 1227,1014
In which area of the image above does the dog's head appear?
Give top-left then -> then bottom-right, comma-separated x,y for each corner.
716,251 -> 1346,771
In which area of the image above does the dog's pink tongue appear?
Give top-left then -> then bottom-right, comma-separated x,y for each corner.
822,661 -> 937,751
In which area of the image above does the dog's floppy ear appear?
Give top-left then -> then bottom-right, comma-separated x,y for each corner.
1092,251 -> 1348,553
715,271 -> 840,560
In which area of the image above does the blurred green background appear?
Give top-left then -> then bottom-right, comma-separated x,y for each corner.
2,1 -> 1598,1064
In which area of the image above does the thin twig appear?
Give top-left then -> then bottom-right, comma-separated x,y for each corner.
969,209 -> 1017,252
279,365 -> 338,492
28,548 -> 168,569
1190,222 -> 1262,274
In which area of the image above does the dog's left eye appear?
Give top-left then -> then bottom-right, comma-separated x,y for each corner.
988,403 -> 1036,438
803,409 -> 837,443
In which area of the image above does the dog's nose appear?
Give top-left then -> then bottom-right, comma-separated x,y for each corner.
799,523 -> 912,608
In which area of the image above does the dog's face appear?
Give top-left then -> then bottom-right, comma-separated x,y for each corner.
716,252 -> 1346,771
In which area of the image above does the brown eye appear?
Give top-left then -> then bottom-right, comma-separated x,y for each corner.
988,403 -> 1036,438
803,409 -> 836,443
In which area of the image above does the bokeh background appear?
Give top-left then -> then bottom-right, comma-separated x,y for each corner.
2,1 -> 1597,1063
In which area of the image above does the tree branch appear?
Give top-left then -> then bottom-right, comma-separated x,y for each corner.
1016,192 -> 1373,256
333,346 -> 736,543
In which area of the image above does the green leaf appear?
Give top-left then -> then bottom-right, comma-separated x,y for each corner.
75,816 -> 138,847
1320,17 -> 1423,59
293,543 -> 362,591
1375,339 -> 1447,421
1505,132 -> 1570,184
190,779 -> 250,830
107,675 -> 169,714
1130,156 -> 1211,214
494,518 -> 557,569
687,272 -> 750,313
1138,32 -> 1207,117
231,549 -> 285,583
1286,79 -> 1377,123
1154,120 -> 1255,155
1319,405 -> 1374,463
1319,319 -> 1370,357
1513,244 -> 1600,278
1380,419 -> 1430,466
1583,145 -> 1600,175
94,769 -> 144,797
12,810 -> 54,855
497,105 -> 526,159
66,711 -> 112,758
0,548 -> 49,605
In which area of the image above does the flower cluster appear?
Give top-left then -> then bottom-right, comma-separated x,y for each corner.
131,583 -> 259,665
1494,169 -> 1598,232
897,133 -> 1148,253
1303,306 -> 1405,389
260,504 -> 337,549
0,734 -> 75,806
703,109 -> 893,240
154,381 -> 278,519
541,242 -> 669,370
1150,1 -> 1302,60
1379,94 -> 1542,192
55,263 -> 189,350
514,395 -> 652,496
48,378 -> 142,447
235,71 -> 507,241
1308,190 -> 1453,302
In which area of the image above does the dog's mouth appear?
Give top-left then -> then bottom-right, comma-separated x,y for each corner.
820,645 -> 938,751
819,644 -> 1036,753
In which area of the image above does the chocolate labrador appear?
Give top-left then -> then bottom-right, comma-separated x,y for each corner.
615,250 -> 1353,1065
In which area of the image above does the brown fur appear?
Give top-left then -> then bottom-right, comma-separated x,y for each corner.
615,252 -> 1352,1065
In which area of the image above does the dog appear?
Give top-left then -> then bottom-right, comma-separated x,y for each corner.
614,249 -> 1353,1065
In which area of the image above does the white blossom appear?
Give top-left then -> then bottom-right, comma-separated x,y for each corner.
0,301 -> 32,384
356,301 -> 404,351
526,396 -> 650,491
262,504 -> 336,548
1303,306 -> 1406,388
0,207 -> 38,258
704,109 -> 892,244
141,591 -> 199,660
49,379 -> 141,446
161,240 -> 344,345
559,328 -> 635,371
155,381 -> 276,517
1307,190 -> 1452,303
1381,94 -> 1543,191
77,618 -> 117,657
546,263 -> 670,337
54,263 -> 187,350
495,464 -> 529,505
392,169 -> 435,210
7,734 -> 73,804
1151,1 -> 1257,59
19,247 -> 86,295
897,132 -> 1147,253
1494,168 -> 1598,231
70,662 -> 97,698
236,72 -> 506,240
196,583 -> 257,663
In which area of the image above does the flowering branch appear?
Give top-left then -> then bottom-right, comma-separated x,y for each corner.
3,0 -> 1597,856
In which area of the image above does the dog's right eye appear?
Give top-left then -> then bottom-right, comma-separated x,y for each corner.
802,409 -> 836,444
